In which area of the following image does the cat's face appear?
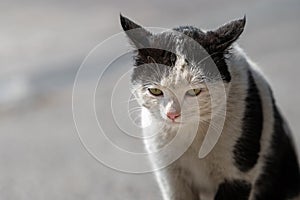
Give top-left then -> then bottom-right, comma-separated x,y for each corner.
131,56 -> 211,125
120,15 -> 245,126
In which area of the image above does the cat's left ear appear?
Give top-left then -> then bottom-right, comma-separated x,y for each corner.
206,16 -> 246,52
120,14 -> 152,49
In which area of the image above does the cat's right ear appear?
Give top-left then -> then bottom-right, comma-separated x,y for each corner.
120,14 -> 152,49
206,16 -> 246,52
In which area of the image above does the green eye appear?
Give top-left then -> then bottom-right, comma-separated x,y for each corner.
186,88 -> 201,96
148,88 -> 163,96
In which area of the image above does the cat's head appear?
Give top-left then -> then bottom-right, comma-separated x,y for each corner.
120,14 -> 245,126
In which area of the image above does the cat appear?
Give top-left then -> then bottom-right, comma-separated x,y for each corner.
120,14 -> 300,200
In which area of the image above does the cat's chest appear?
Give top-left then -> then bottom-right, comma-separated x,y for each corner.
177,135 -> 237,197
179,151 -> 216,195
142,108 -> 240,192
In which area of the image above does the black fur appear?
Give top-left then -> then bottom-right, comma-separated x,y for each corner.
253,91 -> 300,200
214,179 -> 252,200
233,70 -> 263,172
173,26 -> 232,82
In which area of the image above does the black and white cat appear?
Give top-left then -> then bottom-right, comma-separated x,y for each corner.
120,14 -> 300,200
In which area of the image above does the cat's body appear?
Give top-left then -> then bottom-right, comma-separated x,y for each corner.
120,15 -> 300,200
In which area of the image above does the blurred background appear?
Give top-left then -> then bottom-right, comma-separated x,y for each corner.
0,0 -> 299,199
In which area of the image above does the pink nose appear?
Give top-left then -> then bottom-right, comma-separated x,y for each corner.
167,112 -> 180,120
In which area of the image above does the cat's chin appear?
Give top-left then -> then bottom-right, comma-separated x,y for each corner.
168,121 -> 183,125
163,119 -> 184,126
158,118 -> 197,126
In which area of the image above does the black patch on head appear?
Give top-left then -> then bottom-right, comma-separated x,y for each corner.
173,17 -> 245,83
214,179 -> 251,200
254,90 -> 300,199
173,26 -> 233,82
233,70 -> 263,172
131,45 -> 178,85
173,25 -> 206,40
120,15 -> 246,84
134,48 -> 177,67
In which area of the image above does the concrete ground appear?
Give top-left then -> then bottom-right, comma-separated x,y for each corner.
0,0 -> 299,199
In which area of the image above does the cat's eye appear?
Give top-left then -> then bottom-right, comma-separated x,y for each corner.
186,89 -> 201,96
148,88 -> 163,96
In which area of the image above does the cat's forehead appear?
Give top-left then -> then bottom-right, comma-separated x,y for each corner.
160,55 -> 199,88
152,29 -> 207,55
131,29 -> 226,86
131,50 -> 206,87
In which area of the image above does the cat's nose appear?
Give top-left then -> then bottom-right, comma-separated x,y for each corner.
167,112 -> 180,120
